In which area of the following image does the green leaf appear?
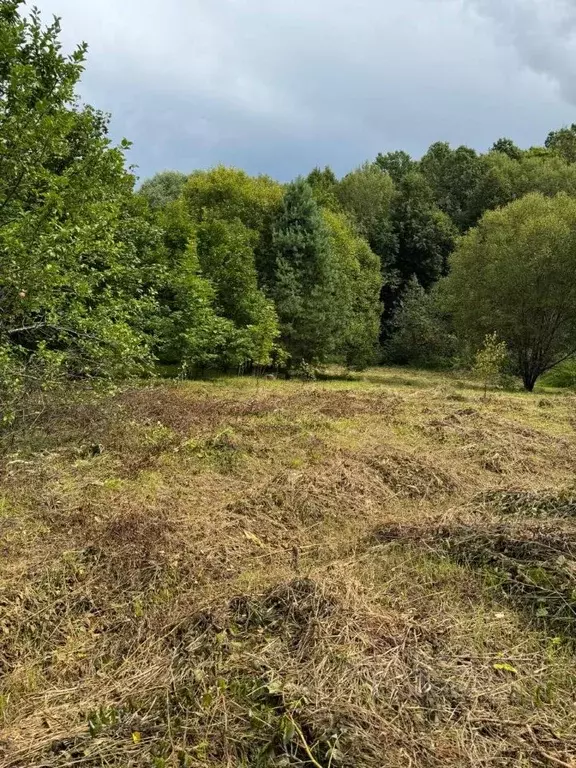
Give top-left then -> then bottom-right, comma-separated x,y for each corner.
493,662 -> 518,675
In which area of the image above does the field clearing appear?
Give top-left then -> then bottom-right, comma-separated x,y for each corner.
1,367 -> 576,767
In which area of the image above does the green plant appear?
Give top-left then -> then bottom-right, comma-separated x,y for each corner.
473,333 -> 508,397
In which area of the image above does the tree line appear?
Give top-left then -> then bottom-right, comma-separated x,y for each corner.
2,0 -> 576,420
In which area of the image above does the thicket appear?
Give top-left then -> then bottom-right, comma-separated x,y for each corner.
3,0 -> 576,404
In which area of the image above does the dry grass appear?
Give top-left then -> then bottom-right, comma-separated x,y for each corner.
1,367 -> 576,767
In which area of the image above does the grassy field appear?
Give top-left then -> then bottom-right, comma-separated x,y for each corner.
1,367 -> 576,767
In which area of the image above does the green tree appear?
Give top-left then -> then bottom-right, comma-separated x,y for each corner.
545,124 -> 576,164
270,179 -> 339,366
157,241 -> 236,374
142,199 -> 231,373
441,193 -> 576,391
420,142 -> 483,231
306,166 -> 340,210
472,333 -> 508,397
391,172 -> 457,288
336,162 -> 395,262
468,150 -> 576,227
375,150 -> 417,183
491,138 -> 522,160
0,1 -> 155,414
183,166 -> 283,286
139,171 -> 187,210
384,277 -> 456,367
322,209 -> 382,369
195,216 -> 279,367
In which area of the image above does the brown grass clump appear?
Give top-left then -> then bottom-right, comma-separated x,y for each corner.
8,575 -> 576,768
361,447 -> 457,499
479,488 -> 576,518
2,369 -> 576,767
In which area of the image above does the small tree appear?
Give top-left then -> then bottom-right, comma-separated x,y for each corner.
473,333 -> 508,397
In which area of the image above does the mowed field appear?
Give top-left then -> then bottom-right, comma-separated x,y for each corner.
1,369 -> 576,767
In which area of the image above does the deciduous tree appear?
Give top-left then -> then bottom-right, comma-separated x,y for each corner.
441,193 -> 576,391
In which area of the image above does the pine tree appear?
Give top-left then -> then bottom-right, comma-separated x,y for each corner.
270,179 -> 338,366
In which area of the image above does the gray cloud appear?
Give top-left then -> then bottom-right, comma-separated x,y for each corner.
466,0 -> 576,106
33,0 -> 576,180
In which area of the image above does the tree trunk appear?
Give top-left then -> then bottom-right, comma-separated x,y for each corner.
522,372 -> 537,392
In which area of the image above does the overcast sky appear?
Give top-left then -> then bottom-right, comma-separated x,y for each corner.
33,0 -> 576,182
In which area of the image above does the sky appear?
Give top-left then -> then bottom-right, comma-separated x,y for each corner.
33,0 -> 576,183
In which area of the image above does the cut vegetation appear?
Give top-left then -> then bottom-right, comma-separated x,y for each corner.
1,368 -> 576,767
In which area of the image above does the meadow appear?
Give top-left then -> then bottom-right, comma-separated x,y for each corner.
1,368 -> 575,767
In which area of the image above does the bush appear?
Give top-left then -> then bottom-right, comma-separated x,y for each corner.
540,360 -> 576,389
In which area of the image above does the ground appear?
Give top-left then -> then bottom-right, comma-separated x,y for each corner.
1,368 -> 575,767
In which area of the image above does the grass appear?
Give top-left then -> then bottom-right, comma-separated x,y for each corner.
1,366 -> 576,767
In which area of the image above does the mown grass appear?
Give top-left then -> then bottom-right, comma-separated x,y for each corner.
1,367 -> 576,767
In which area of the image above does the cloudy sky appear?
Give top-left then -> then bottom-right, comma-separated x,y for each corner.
34,0 -> 576,182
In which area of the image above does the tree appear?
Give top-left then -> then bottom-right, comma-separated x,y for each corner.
270,179 -> 339,366
0,1 -> 156,414
390,172 -> 456,288
336,162 -> 395,262
384,277 -> 456,367
375,150 -> 417,183
545,124 -> 576,164
306,166 -> 340,210
154,238 -> 236,374
322,209 -> 382,369
420,142 -> 483,231
149,192 -> 278,372
195,216 -> 279,367
473,333 -> 508,397
467,150 -> 576,228
491,138 -> 522,160
139,171 -> 187,210
441,193 -> 576,391
183,166 -> 283,286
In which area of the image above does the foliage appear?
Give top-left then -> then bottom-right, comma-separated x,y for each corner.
470,150 -> 576,224
336,162 -> 395,261
384,277 -> 456,367
183,165 -> 283,286
420,142 -> 483,231
539,359 -> 576,389
441,193 -> 576,390
545,124 -> 576,164
151,235 -> 236,375
390,172 -> 456,288
379,172 -> 457,342
0,0 -> 156,420
375,150 -> 417,183
306,166 -> 340,210
270,179 -> 340,366
139,170 -> 187,210
322,209 -> 382,369
491,138 -> 523,160
195,216 -> 279,367
472,333 -> 508,396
